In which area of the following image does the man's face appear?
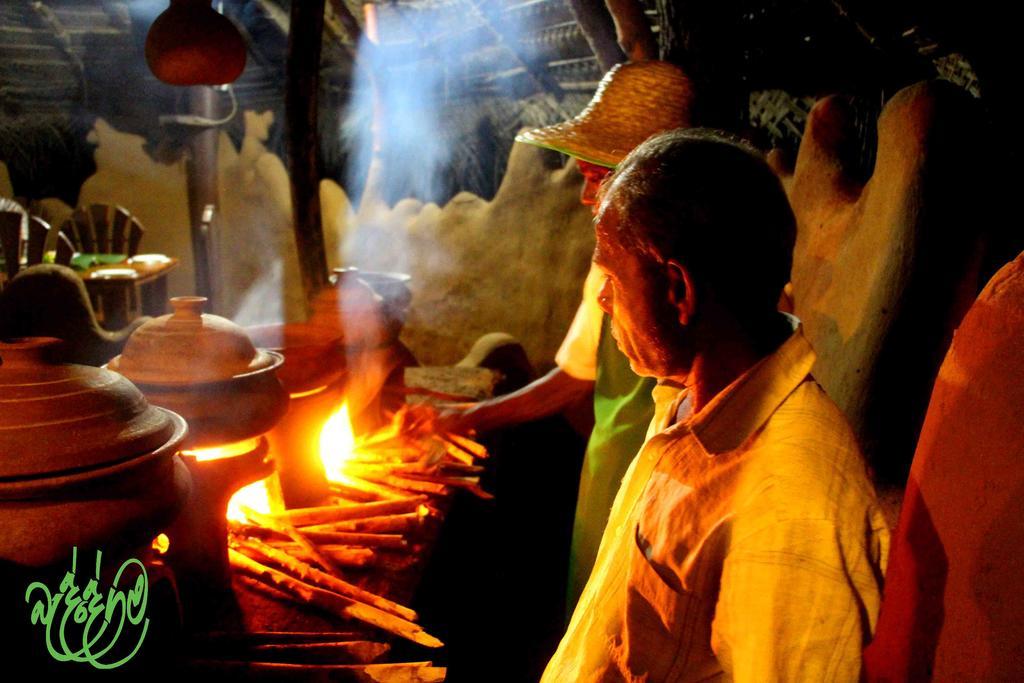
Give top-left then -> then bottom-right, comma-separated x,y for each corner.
577,160 -> 613,212
592,193 -> 692,379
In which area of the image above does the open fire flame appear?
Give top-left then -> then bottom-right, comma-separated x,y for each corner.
319,403 -> 357,480
225,402 -> 357,522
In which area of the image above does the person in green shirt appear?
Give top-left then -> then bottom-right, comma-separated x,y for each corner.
441,60 -> 694,611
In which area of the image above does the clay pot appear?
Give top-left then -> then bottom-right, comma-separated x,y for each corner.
246,323 -> 346,395
0,337 -> 190,567
108,297 -> 289,449
168,437 -> 273,619
309,268 -> 412,349
145,0 -> 247,86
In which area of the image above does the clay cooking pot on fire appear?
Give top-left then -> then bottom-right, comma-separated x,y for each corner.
0,337 -> 190,567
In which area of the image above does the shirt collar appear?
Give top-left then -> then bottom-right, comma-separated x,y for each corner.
660,313 -> 816,455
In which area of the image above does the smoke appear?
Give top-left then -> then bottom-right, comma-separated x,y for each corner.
341,0 -> 550,201
231,259 -> 285,327
339,0 -> 544,281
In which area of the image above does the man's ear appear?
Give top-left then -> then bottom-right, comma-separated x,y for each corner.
666,259 -> 696,325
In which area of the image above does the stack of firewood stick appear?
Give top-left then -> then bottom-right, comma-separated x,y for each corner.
329,405 -> 493,501
227,407 -> 491,654
229,496 -> 441,647
186,630 -> 445,681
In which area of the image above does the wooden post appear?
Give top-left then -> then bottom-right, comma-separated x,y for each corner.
286,0 -> 329,303
185,85 -> 219,306
654,0 -> 745,128
565,0 -> 625,72
604,0 -> 658,61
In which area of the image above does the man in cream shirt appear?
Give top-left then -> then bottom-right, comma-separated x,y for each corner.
543,129 -> 890,681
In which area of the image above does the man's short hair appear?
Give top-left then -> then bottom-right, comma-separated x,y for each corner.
605,128 -> 796,325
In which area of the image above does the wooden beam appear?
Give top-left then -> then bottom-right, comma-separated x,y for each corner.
27,0 -> 87,103
285,0 -> 329,303
326,0 -> 363,47
564,0 -> 625,71
465,0 -> 571,117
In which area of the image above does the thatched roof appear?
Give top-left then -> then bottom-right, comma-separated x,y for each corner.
0,0 -> 1012,207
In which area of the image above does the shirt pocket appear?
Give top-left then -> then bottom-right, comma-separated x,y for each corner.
616,471 -> 729,682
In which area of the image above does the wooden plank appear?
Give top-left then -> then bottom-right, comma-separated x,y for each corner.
89,204 -> 110,253
26,216 -> 49,266
0,211 -> 23,281
111,206 -> 129,254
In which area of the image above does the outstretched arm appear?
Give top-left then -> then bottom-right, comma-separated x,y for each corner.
438,367 -> 594,434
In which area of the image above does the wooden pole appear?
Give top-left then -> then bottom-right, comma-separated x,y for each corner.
285,0 -> 329,303
604,0 -> 658,61
185,85 -> 220,306
565,0 -> 626,71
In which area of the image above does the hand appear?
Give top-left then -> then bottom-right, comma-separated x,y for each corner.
434,401 -> 485,436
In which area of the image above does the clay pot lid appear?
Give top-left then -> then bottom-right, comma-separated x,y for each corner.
109,297 -> 281,385
0,337 -> 186,479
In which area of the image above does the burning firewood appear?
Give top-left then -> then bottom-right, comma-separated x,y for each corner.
349,469 -> 449,496
232,536 -> 417,621
233,521 -> 410,550
409,461 -> 484,476
256,541 -> 374,567
397,472 -> 494,500
329,480 -> 392,503
228,549 -> 443,648
347,461 -> 491,500
182,659 -> 446,682
188,630 -> 390,665
237,573 -> 296,604
242,505 -> 347,576
302,510 -> 427,535
347,474 -> 418,500
268,496 -> 428,527
442,445 -> 475,466
261,542 -> 377,567
193,631 -> 367,644
441,432 -> 488,459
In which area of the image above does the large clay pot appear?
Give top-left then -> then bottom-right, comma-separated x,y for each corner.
145,0 -> 247,86
108,296 -> 289,450
0,337 -> 190,567
246,322 -> 346,395
309,268 -> 412,350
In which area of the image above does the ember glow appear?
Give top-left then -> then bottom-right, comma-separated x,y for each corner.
183,437 -> 262,461
319,402 -> 357,481
151,533 -> 170,555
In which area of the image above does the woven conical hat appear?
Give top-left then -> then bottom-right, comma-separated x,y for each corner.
516,61 -> 695,168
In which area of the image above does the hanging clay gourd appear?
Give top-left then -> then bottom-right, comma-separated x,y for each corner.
145,0 -> 247,86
